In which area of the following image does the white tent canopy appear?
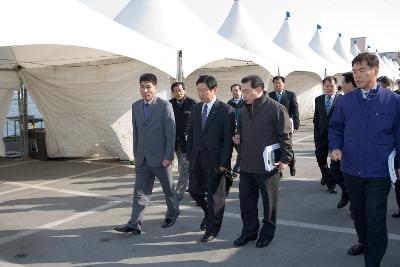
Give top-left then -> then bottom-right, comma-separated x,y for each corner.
366,46 -> 397,78
308,28 -> 349,72
0,0 -> 178,159
351,41 -> 362,57
273,15 -> 339,77
382,55 -> 400,76
217,0 -> 314,77
0,0 -> 177,77
114,0 -> 273,77
333,33 -> 354,63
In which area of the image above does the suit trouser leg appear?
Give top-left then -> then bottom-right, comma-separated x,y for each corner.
239,171 -> 260,237
233,144 -> 241,171
258,172 -> 280,240
176,147 -> 189,197
344,174 -> 391,267
395,180 -> 400,210
315,145 -> 329,179
128,162 -> 155,230
151,165 -> 180,219
205,163 -> 226,235
189,158 -> 207,214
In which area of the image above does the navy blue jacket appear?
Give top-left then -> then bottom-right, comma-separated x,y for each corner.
329,85 -> 400,178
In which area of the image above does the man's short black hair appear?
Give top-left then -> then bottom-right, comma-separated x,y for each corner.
171,81 -> 185,91
352,52 -> 379,69
196,75 -> 217,90
342,72 -> 357,88
272,76 -> 285,83
230,84 -> 241,91
322,76 -> 337,85
241,75 -> 265,89
139,73 -> 157,85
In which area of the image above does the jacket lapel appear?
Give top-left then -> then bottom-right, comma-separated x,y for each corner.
320,96 -> 328,120
202,100 -> 219,134
328,94 -> 339,117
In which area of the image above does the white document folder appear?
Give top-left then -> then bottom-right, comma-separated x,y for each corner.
263,143 -> 280,172
388,149 -> 398,184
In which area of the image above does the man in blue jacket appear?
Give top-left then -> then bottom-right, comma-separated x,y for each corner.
329,52 -> 400,267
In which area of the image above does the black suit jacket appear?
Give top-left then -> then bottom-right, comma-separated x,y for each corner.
186,99 -> 235,173
268,90 -> 300,129
313,94 -> 342,149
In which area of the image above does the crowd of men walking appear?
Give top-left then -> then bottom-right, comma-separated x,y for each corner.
114,52 -> 400,267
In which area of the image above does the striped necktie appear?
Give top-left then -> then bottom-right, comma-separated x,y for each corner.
325,96 -> 332,114
201,104 -> 208,130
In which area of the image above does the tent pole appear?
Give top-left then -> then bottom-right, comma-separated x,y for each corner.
324,68 -> 327,78
176,50 -> 183,82
17,68 -> 29,161
277,66 -> 281,76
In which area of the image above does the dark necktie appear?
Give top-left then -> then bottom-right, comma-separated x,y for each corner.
144,103 -> 150,120
201,104 -> 208,130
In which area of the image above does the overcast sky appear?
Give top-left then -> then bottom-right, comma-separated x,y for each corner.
79,0 -> 399,53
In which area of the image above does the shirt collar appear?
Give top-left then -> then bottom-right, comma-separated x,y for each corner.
360,83 -> 379,99
325,93 -> 336,100
144,97 -> 155,105
203,95 -> 217,109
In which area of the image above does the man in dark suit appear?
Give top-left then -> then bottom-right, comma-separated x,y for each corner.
313,76 -> 342,194
169,82 -> 197,201
114,73 -> 179,235
269,76 -> 299,176
227,84 -> 244,177
187,75 -> 235,242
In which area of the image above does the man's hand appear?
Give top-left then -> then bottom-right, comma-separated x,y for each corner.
219,166 -> 227,173
330,149 -> 342,161
232,134 -> 241,145
162,160 -> 172,167
276,161 -> 288,171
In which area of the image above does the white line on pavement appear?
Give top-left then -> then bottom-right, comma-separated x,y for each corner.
0,165 -> 119,199
0,199 -> 126,246
293,134 -> 314,144
185,209 -> 400,241
0,160 -> 35,168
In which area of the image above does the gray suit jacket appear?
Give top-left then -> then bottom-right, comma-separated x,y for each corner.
132,97 -> 176,167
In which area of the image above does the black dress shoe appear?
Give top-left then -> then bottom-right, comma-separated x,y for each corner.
289,166 -> 296,176
161,217 -> 177,228
328,186 -> 338,194
200,216 -> 207,231
114,225 -> 141,235
347,242 -> 364,256
233,235 -> 258,247
256,238 -> 272,248
320,176 -> 327,185
392,210 -> 400,218
337,193 -> 349,209
201,232 -> 217,242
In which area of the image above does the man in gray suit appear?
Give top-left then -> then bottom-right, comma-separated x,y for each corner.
115,73 -> 180,235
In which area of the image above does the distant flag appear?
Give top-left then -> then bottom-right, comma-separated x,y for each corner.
317,24 -> 322,30
338,33 -> 342,37
286,11 -> 291,19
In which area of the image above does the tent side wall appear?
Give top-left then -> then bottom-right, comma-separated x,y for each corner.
21,58 -> 171,160
0,90 -> 13,157
184,64 -> 273,103
285,72 -> 322,120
